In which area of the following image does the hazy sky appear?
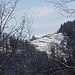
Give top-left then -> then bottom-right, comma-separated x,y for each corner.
16,0 -> 75,36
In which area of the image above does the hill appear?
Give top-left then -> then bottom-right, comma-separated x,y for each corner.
0,20 -> 75,75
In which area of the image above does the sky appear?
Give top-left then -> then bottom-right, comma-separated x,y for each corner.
15,0 -> 75,37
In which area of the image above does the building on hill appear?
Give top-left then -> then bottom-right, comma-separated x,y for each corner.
32,34 -> 36,40
30,34 -> 36,41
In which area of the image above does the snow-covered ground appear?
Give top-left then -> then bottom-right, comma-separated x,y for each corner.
31,33 -> 65,53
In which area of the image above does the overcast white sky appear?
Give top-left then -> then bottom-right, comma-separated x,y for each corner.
16,0 -> 75,36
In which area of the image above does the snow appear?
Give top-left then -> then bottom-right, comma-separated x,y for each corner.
31,33 -> 65,53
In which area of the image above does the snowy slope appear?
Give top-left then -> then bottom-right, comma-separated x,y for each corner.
31,33 -> 65,54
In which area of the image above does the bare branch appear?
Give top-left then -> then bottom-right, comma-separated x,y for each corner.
46,0 -> 75,17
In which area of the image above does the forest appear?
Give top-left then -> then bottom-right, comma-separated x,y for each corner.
0,0 -> 75,75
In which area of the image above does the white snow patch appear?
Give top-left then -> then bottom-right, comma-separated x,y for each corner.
31,33 -> 65,53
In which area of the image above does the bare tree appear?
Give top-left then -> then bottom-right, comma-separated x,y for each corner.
0,0 -> 19,38
0,0 -> 33,75
45,0 -> 75,17
15,13 -> 33,40
44,0 -> 75,74
0,0 -> 33,50
45,41 -> 75,75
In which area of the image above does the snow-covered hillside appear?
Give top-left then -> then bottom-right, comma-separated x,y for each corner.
31,33 -> 67,54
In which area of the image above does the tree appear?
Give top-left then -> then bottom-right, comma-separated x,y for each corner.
0,0 -> 33,75
15,13 -> 33,40
0,0 -> 18,38
0,0 -> 32,42
0,0 -> 33,50
46,0 -> 75,17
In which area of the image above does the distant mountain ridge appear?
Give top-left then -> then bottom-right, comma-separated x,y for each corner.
31,20 -> 75,59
